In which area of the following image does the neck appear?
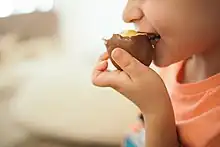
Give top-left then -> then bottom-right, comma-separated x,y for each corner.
183,47 -> 220,83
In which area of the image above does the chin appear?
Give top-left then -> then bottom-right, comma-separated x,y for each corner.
152,51 -> 184,68
153,43 -> 174,67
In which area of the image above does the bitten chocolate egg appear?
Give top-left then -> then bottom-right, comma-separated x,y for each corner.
104,30 -> 156,70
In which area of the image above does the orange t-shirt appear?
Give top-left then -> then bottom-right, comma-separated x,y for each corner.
158,62 -> 220,147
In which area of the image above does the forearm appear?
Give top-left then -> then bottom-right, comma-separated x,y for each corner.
143,97 -> 179,147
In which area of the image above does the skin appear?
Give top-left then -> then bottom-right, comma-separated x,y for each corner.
92,0 -> 220,146
123,0 -> 220,82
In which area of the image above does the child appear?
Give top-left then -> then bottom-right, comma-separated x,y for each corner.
92,0 -> 220,146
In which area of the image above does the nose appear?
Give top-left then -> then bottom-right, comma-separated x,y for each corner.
123,1 -> 143,23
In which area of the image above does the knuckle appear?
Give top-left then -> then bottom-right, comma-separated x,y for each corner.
92,78 -> 99,86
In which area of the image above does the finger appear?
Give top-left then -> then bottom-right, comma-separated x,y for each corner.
92,52 -> 109,85
94,52 -> 109,72
92,69 -> 129,89
98,52 -> 109,62
92,51 -> 131,89
92,60 -> 108,82
111,48 -> 148,79
96,60 -> 108,71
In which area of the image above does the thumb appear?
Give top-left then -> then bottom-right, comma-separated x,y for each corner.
111,48 -> 148,79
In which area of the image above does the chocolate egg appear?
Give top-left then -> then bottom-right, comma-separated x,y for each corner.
104,30 -> 155,70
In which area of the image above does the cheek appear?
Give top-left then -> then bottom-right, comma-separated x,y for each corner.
154,33 -> 212,67
142,1 -> 216,66
142,1 -> 178,36
145,9 -> 192,66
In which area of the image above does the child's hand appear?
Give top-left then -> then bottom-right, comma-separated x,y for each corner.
92,48 -> 179,147
92,48 -> 172,116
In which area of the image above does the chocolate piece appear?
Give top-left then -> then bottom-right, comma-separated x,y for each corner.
104,30 -> 155,70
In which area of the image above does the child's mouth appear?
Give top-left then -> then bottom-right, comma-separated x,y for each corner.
137,32 -> 161,48
147,33 -> 161,42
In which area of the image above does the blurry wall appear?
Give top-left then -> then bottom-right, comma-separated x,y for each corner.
0,0 -> 140,146
0,11 -> 58,39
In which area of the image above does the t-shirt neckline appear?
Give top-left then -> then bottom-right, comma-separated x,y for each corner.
173,61 -> 220,95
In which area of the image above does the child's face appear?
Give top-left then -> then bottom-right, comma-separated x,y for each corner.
123,0 -> 220,67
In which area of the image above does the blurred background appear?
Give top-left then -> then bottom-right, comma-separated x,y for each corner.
0,0 -> 141,147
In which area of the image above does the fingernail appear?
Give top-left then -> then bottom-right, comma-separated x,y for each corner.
97,61 -> 107,71
112,48 -> 123,59
98,61 -> 105,66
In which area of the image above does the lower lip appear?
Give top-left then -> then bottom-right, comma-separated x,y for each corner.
151,38 -> 161,48
152,39 -> 161,58
155,38 -> 161,48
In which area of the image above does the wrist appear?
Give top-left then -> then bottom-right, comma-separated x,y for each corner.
143,109 -> 179,147
141,88 -> 173,116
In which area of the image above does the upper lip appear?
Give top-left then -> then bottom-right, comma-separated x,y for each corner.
146,33 -> 161,41
137,31 -> 161,41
